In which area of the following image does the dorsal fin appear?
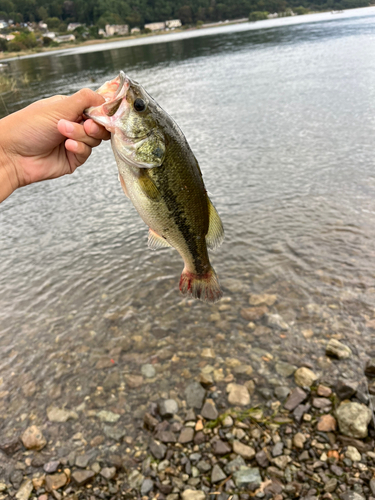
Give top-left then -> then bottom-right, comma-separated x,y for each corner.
206,197 -> 224,250
148,229 -> 172,250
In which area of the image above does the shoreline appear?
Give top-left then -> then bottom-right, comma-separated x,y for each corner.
1,6 -> 375,63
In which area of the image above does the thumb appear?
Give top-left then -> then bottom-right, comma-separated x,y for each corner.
52,88 -> 105,123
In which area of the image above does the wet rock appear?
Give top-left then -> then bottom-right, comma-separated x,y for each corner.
45,473 -> 67,492
21,425 -> 46,451
197,460 -> 211,473
324,478 -> 338,493
241,306 -> 268,321
275,362 -> 296,378
273,455 -> 291,470
274,386 -> 290,400
149,440 -> 167,459
294,367 -> 318,387
293,403 -> 310,422
72,470 -> 95,486
201,348 -> 215,358
227,383 -> 250,406
144,412 -> 158,430
96,410 -> 120,423
43,461 -> 60,473
249,293 -> 277,306
178,427 -> 194,444
214,439 -> 232,455
15,480 -> 33,500
317,384 -> 332,397
181,490 -> 206,500
326,339 -> 352,359
266,313 -> 289,330
0,438 -> 21,455
233,441 -> 256,460
100,467 -> 116,480
336,380 -> 358,400
141,478 -> 154,495
340,493 -> 365,500
272,442 -> 284,457
47,407 -> 78,423
365,358 -> 375,377
159,399 -> 179,417
317,414 -> 336,432
284,388 -> 308,411
233,467 -> 261,489
0,483 -> 6,493
312,397 -> 331,409
103,425 -> 126,441
125,374 -> 143,388
185,382 -> 206,409
336,402 -> 372,438
201,399 -> 218,420
10,470 -> 24,488
345,446 -> 361,462
141,364 -> 156,378
211,464 -> 226,483
76,452 -> 94,468
156,430 -> 176,443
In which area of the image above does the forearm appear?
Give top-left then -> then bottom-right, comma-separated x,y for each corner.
0,148 -> 18,203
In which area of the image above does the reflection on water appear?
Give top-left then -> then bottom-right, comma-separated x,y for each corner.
1,8 -> 375,443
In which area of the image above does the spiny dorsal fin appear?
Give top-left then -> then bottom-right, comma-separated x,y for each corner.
206,197 -> 224,250
148,229 -> 172,250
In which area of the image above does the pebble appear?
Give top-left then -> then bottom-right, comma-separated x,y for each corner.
44,473 -> 67,492
159,399 -> 179,417
336,402 -> 372,438
293,432 -> 306,449
72,470 -> 95,486
224,456 -> 246,474
336,380 -> 358,400
249,293 -> 277,306
345,445 -> 361,462
141,364 -> 156,378
265,313 -> 289,330
274,386 -> 290,400
284,387 -> 308,411
326,339 -> 352,359
294,367 -> 318,387
76,453 -> 93,468
255,450 -> 269,468
201,399 -> 218,420
317,384 -> 332,397
43,461 -> 60,473
233,441 -> 256,460
241,306 -> 268,321
102,425 -> 126,441
317,414 -> 336,432
275,362 -> 296,378
179,427 -> 194,443
47,407 -> 78,423
233,467 -> 262,488
211,464 -> 226,483
149,440 -> 167,459
125,374 -> 143,388
365,358 -> 375,377
185,382 -> 206,409
21,426 -> 46,451
181,490 -> 206,500
100,467 -> 116,480
96,410 -> 120,422
141,478 -> 154,495
227,383 -> 250,406
15,480 -> 33,500
213,439 -> 232,455
312,397 -> 331,409
222,415 -> 234,427
272,442 -> 284,457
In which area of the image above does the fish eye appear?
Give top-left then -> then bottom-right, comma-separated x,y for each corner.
134,98 -> 146,112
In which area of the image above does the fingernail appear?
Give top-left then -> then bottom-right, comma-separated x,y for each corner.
64,121 -> 74,133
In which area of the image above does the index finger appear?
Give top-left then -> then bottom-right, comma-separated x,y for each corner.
83,119 -> 111,141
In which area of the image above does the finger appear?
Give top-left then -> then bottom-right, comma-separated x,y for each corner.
52,88 -> 105,123
65,139 -> 92,172
58,119 -> 101,148
83,119 -> 111,141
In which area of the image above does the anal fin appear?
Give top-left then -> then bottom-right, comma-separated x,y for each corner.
148,229 -> 172,250
206,197 -> 224,250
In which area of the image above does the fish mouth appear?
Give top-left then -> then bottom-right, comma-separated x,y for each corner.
85,71 -> 130,128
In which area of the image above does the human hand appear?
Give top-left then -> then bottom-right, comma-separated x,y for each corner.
0,88 -> 110,202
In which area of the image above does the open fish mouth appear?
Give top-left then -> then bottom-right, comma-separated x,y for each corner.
85,71 -> 130,128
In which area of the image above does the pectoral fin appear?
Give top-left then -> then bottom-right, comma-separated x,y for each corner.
118,174 -> 129,198
206,197 -> 224,250
138,175 -> 161,201
148,229 -> 172,250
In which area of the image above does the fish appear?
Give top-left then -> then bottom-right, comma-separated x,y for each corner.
85,71 -> 224,303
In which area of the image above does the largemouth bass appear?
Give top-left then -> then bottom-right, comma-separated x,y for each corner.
85,71 -> 224,303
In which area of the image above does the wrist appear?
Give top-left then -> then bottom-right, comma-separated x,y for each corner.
0,144 -> 19,202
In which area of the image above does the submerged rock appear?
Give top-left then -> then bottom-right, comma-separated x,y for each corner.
47,407 -> 78,423
294,367 -> 317,387
326,339 -> 352,359
21,425 -> 46,451
227,383 -> 250,406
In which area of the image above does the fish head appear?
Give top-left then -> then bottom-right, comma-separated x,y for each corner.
85,71 -> 165,168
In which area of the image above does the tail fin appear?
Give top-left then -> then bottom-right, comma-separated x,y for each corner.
179,266 -> 223,303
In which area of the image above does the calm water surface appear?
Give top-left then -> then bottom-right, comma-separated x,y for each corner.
1,9 -> 375,439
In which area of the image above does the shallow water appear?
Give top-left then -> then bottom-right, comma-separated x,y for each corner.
1,9 -> 375,441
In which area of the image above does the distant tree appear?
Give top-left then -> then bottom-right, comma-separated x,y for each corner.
178,5 -> 193,23
294,5 -> 309,13
0,0 -> 13,14
46,16 -> 60,29
0,37 -> 8,51
249,10 -> 268,20
37,6 -> 48,20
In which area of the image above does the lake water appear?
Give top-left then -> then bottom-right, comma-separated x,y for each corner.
1,8 -> 375,446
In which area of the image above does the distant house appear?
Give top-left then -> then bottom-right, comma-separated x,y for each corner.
67,23 -> 82,31
38,21 -> 48,30
44,32 -> 56,39
144,22 -> 165,31
56,34 -> 75,43
105,24 -> 129,36
131,27 -> 140,34
267,13 -> 278,18
5,34 -> 15,41
165,19 -> 181,29
0,20 -> 7,29
98,28 -> 106,37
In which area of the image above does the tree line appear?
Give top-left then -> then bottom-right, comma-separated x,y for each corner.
0,0 -> 369,30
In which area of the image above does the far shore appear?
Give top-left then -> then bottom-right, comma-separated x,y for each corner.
0,6 -> 374,63
0,18 -> 249,62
